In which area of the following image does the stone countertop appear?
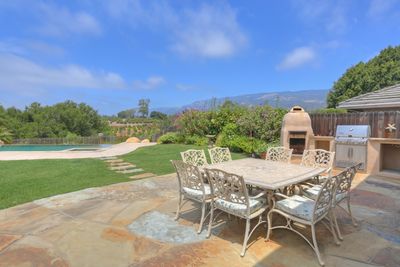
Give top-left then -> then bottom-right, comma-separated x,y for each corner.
312,136 -> 334,140
369,138 -> 400,142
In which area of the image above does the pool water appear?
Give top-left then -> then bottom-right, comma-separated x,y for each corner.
0,144 -> 111,152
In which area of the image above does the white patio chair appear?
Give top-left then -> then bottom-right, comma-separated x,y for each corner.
265,146 -> 293,163
205,168 -> 267,257
208,147 -> 232,164
266,175 -> 340,266
181,149 -> 208,166
301,149 -> 335,182
171,160 -> 212,233
302,163 -> 362,240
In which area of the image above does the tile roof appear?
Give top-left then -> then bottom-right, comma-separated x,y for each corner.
338,83 -> 400,110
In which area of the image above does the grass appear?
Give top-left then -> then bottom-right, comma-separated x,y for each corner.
0,144 -> 247,209
122,144 -> 247,175
0,159 -> 130,209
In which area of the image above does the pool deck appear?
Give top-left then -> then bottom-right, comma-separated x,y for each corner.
0,142 -> 156,161
0,170 -> 399,267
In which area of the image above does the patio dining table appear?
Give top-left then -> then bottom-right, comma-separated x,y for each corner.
203,157 -> 325,191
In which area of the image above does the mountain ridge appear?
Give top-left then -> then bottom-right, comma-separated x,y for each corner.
150,89 -> 329,114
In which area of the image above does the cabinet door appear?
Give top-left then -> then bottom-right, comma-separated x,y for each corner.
350,145 -> 367,170
335,144 -> 351,168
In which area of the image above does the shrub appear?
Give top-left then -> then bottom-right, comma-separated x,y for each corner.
157,132 -> 179,144
216,124 -> 266,154
183,135 -> 208,146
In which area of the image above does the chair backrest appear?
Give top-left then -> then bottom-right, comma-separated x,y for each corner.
171,160 -> 205,194
208,147 -> 232,164
313,175 -> 337,221
266,146 -> 293,163
180,149 -> 208,166
205,168 -> 250,213
335,163 -> 361,197
301,149 -> 335,175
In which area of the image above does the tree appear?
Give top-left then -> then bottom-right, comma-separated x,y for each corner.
0,101 -> 108,138
117,109 -> 136,119
0,126 -> 12,144
138,99 -> 150,117
327,45 -> 400,108
150,111 -> 167,120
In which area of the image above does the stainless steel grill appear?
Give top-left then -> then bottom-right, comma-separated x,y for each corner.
335,125 -> 370,170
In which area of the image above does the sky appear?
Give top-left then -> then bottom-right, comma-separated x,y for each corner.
0,0 -> 399,115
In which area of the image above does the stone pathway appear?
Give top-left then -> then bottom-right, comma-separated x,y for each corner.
101,157 -> 155,180
0,172 -> 399,266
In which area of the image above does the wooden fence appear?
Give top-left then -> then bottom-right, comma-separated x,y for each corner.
310,111 -> 400,138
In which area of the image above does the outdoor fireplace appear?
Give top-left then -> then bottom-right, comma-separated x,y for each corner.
281,106 -> 314,154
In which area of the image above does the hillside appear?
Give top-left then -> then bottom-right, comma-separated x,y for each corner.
152,89 -> 328,114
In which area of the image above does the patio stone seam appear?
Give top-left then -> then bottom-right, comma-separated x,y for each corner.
0,234 -> 26,255
325,253 -> 380,266
105,199 -> 162,225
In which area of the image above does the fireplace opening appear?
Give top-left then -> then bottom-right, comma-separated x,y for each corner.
380,144 -> 400,174
289,131 -> 307,154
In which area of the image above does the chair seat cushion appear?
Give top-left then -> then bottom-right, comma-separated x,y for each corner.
303,185 -> 347,203
183,184 -> 211,201
275,195 -> 318,221
214,195 -> 266,217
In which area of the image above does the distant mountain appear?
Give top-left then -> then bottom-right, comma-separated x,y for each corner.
152,89 -> 329,115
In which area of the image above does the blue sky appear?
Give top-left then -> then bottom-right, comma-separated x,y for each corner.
0,0 -> 399,114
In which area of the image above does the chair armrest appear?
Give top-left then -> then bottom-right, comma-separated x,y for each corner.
249,190 -> 267,199
300,182 -> 315,187
273,192 -> 290,199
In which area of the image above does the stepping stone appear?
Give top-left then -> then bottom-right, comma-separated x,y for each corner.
107,162 -> 132,167
100,156 -> 118,160
109,165 -> 136,171
129,173 -> 155,180
116,168 -> 144,174
104,159 -> 124,163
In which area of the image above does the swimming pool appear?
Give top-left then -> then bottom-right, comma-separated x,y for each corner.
0,144 -> 111,152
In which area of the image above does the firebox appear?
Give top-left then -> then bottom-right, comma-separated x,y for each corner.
281,106 -> 314,155
289,131 -> 306,154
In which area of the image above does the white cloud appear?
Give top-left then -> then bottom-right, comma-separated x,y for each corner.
367,0 -> 398,19
103,1 -> 247,58
176,84 -> 195,91
291,0 -> 349,34
277,46 -> 316,70
172,4 -> 247,58
0,53 -> 125,91
0,39 -> 65,57
133,76 -> 165,90
37,3 -> 101,37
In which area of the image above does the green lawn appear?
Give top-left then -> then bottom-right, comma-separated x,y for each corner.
0,144 -> 247,209
0,159 -> 131,209
122,144 -> 247,175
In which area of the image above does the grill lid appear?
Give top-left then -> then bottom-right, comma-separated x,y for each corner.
335,125 -> 370,144
335,125 -> 370,138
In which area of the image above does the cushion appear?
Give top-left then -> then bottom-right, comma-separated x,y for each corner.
303,185 -> 347,203
275,195 -> 325,221
183,184 -> 211,201
214,195 -> 266,217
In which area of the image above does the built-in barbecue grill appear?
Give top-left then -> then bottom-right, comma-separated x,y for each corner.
335,125 -> 370,170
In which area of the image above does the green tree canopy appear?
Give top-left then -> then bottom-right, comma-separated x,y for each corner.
138,99 -> 150,117
117,108 -> 136,119
150,111 -> 167,120
0,101 -> 108,139
327,45 -> 400,108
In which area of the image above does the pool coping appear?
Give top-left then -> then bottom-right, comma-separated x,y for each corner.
0,142 -> 156,160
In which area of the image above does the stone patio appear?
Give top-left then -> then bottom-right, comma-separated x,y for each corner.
0,170 -> 399,267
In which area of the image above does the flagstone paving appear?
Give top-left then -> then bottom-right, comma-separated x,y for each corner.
0,171 -> 399,267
